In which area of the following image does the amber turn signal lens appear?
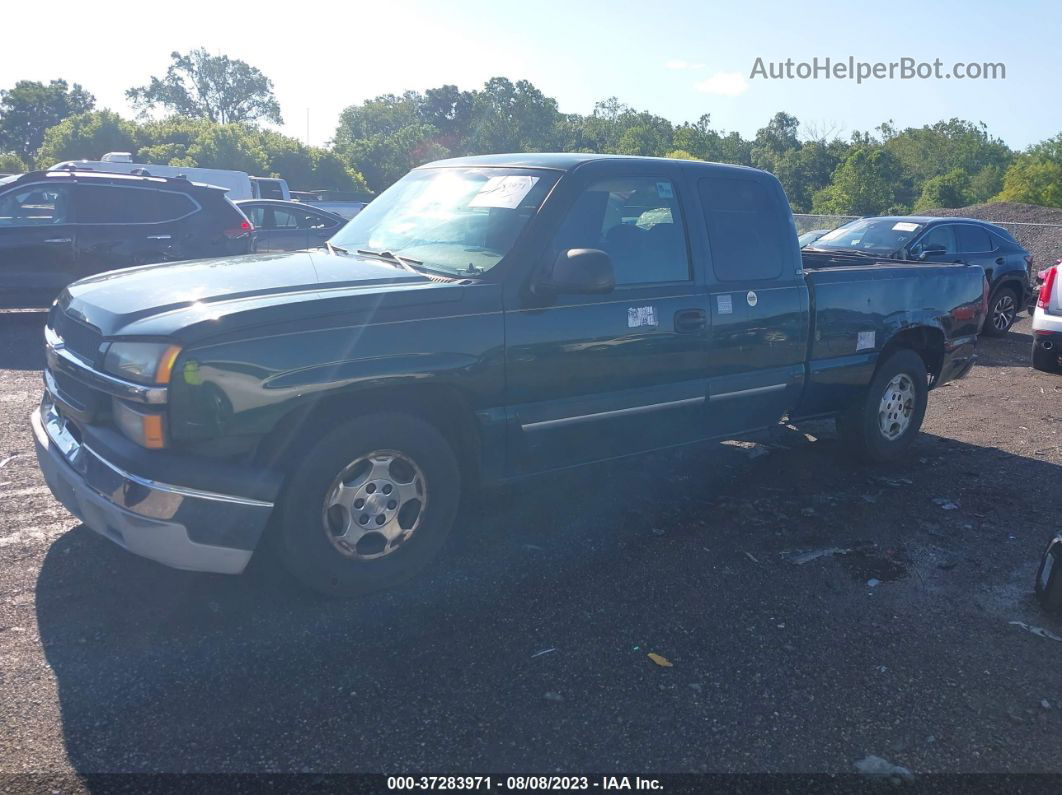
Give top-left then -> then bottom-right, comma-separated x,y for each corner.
154,345 -> 182,385
141,414 -> 165,449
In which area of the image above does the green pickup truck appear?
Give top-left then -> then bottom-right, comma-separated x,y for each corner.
32,154 -> 988,595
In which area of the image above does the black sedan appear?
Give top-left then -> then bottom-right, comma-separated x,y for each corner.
237,199 -> 346,253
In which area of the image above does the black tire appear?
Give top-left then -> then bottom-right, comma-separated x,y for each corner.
273,412 -> 461,597
836,349 -> 929,464
982,286 -> 1019,337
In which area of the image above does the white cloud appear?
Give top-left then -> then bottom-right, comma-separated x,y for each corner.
665,59 -> 706,70
694,71 -> 749,96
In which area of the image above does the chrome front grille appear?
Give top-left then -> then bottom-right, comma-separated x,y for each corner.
50,310 -> 102,363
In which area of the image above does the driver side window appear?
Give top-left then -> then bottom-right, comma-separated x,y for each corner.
915,225 -> 956,256
0,184 -> 71,226
551,177 -> 690,285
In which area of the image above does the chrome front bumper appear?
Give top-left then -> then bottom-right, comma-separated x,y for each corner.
32,401 -> 273,575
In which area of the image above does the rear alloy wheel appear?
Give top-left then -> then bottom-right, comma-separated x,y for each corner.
275,413 -> 460,596
983,287 -> 1018,337
836,349 -> 928,464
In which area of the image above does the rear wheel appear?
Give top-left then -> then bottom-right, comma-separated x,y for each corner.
274,412 -> 461,596
983,287 -> 1018,337
836,349 -> 928,464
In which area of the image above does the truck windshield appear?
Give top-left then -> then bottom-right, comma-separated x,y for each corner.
811,218 -> 924,255
329,167 -> 556,276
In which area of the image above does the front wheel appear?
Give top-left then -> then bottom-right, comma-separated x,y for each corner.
836,350 -> 929,464
982,287 -> 1018,337
273,412 -> 461,596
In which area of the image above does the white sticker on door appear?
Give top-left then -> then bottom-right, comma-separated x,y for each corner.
628,306 -> 658,328
717,294 -> 733,315
856,330 -> 876,351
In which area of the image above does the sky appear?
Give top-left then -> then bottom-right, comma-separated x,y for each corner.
3,0 -> 1060,151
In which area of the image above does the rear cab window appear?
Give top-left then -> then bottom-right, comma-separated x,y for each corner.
698,176 -> 786,282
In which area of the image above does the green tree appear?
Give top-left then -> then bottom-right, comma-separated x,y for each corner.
333,93 -> 420,145
466,77 -> 560,153
0,79 -> 95,161
0,152 -> 27,172
966,164 -> 1005,204
752,111 -> 800,159
996,156 -> 1062,208
127,49 -> 282,125
308,148 -> 369,192
813,146 -> 905,215
36,110 -> 137,167
884,118 -> 1011,206
181,123 -> 269,173
135,115 -> 212,164
914,168 -> 969,210
340,124 -> 448,193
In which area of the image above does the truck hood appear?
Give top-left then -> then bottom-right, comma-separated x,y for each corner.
59,251 -> 444,340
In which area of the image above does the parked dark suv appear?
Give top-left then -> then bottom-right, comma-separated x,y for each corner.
807,216 -> 1033,336
0,170 -> 253,308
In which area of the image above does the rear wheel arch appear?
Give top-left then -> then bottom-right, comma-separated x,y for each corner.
994,278 -> 1026,304
878,326 -> 945,385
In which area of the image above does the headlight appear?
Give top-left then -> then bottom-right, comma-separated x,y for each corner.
103,342 -> 182,385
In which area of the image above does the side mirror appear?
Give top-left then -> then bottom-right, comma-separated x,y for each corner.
918,244 -> 947,261
538,248 -> 615,294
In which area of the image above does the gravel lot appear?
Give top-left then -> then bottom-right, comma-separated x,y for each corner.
1,310 -> 1061,781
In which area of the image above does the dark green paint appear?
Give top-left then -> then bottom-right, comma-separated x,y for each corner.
57,154 -> 987,490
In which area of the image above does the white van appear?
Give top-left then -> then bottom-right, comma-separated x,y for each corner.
48,152 -> 290,201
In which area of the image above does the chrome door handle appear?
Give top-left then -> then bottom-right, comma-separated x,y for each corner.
44,238 -> 72,244
146,235 -> 172,240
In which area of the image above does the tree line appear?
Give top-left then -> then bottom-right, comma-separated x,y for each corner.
1,49 -> 1060,213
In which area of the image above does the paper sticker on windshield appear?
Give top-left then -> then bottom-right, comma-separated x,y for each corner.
717,294 -> 733,315
468,175 -> 540,209
628,306 -> 658,328
656,182 -> 674,199
892,222 -> 920,232
857,330 -> 876,351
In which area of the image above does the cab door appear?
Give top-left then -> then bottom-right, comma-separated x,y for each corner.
695,173 -> 809,436
505,172 -> 711,474
0,181 -> 76,307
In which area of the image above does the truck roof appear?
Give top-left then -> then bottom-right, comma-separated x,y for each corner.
420,152 -> 764,175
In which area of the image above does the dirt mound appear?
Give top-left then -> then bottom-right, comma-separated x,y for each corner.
923,202 -> 1062,271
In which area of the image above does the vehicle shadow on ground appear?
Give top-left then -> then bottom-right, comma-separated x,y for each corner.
973,323 -> 1038,369
0,312 -> 47,371
34,426 -> 1062,774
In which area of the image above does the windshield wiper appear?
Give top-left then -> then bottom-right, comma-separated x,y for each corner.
324,241 -> 349,256
806,247 -> 878,258
356,248 -> 425,273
